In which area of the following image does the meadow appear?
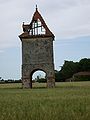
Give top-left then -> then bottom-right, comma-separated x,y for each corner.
0,82 -> 90,120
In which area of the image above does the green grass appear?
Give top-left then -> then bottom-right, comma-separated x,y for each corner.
0,82 -> 90,120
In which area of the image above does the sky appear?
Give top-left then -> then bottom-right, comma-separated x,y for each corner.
0,0 -> 90,80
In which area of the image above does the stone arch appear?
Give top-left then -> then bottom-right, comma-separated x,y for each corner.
28,64 -> 55,88
31,69 -> 47,80
30,69 -> 47,88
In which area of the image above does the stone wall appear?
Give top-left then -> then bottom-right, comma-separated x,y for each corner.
22,37 -> 55,88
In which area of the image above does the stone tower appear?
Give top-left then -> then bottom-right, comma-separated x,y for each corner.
19,7 -> 55,88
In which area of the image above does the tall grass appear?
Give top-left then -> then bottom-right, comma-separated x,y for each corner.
0,82 -> 90,120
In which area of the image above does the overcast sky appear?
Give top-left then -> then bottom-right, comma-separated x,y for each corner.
0,0 -> 90,79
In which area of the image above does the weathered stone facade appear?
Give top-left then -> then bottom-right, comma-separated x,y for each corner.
19,7 -> 55,88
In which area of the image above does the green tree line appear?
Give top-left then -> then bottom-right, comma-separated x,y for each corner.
55,58 -> 90,82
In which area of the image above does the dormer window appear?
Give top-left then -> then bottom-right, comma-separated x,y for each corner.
30,19 -> 46,35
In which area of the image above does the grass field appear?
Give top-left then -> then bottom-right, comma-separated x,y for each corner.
0,82 -> 90,120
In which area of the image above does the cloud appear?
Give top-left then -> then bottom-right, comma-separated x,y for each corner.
43,0 -> 90,39
0,0 -> 90,50
0,50 -> 4,53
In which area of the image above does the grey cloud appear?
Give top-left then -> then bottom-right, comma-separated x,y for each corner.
0,0 -> 11,4
0,0 -> 90,50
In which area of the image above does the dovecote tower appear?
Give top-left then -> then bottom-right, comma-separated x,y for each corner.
19,6 -> 55,88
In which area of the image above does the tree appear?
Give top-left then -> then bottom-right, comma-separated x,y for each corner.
60,61 -> 79,80
36,75 -> 46,83
78,58 -> 90,71
55,58 -> 90,82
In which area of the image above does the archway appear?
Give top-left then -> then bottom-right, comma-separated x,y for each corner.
31,69 -> 47,88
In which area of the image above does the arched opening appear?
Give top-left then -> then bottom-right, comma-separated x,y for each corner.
31,70 -> 47,88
